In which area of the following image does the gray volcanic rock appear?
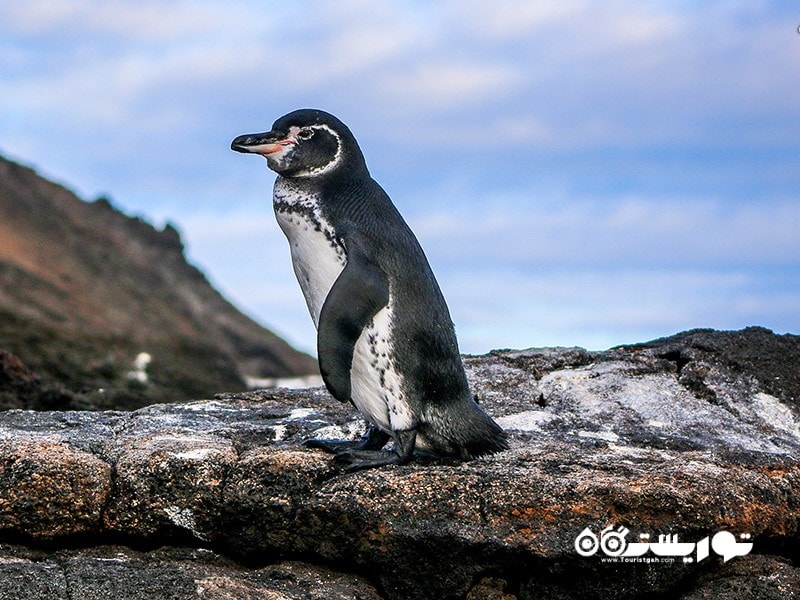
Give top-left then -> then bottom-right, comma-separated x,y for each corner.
0,546 -> 381,600
0,328 -> 798,599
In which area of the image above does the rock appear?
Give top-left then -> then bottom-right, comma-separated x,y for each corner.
0,440 -> 111,538
0,546 -> 381,600
0,350 -> 38,387
0,349 -> 76,411
678,554 -> 800,600
0,328 -> 798,599
0,349 -> 39,410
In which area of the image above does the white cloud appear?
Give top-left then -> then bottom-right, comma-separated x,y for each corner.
318,9 -> 422,76
443,266 -> 797,353
5,0 -> 797,157
380,63 -> 523,109
402,191 -> 800,352
0,0 -> 263,41
409,197 -> 800,268
1,0 -> 797,356
455,0 -> 586,38
171,194 -> 800,356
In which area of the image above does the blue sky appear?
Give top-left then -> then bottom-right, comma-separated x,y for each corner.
1,1 -> 798,355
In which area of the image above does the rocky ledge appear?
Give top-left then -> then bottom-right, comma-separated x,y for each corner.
0,327 -> 798,599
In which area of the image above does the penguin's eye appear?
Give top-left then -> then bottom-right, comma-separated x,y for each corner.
297,128 -> 314,140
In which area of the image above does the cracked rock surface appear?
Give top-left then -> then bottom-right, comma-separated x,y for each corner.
0,327 -> 798,599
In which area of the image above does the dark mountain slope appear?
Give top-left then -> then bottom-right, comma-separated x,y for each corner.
0,154 -> 316,409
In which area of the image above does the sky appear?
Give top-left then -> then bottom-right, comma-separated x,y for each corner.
1,0 -> 798,356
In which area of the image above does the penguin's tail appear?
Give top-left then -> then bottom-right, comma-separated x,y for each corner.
458,402 -> 509,458
419,396 -> 509,459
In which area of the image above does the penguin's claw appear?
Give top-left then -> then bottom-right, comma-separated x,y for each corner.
333,428 -> 417,472
334,449 -> 407,472
303,424 -> 391,455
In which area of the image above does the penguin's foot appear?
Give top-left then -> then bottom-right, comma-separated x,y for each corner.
303,424 -> 390,455
334,429 -> 416,472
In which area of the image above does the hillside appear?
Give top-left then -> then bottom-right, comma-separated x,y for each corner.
0,154 -> 316,409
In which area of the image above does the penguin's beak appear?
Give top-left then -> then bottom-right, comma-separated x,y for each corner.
231,131 -> 293,156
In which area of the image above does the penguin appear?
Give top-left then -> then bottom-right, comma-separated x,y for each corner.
231,109 -> 508,470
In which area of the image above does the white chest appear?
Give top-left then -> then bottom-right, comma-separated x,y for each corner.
273,179 -> 346,327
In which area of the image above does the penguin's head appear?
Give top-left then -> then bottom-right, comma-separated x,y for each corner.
231,109 -> 366,178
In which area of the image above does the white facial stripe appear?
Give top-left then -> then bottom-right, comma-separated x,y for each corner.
293,124 -> 344,177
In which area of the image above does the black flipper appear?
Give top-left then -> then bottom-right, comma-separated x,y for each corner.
317,239 -> 390,403
334,429 -> 417,472
304,424 -> 390,454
